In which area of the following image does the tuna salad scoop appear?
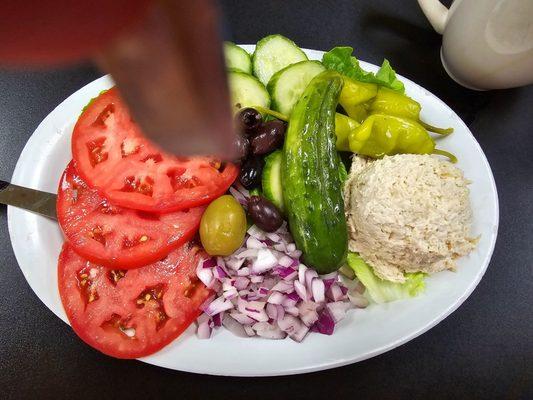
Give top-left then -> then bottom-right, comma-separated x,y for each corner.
344,154 -> 478,283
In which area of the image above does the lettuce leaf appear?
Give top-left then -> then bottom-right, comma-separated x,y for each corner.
346,252 -> 425,304
322,47 -> 404,93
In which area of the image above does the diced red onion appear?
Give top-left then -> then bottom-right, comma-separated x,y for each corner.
196,315 -> 212,339
243,325 -> 256,337
311,278 -> 325,303
348,291 -> 369,308
202,258 -> 217,269
212,312 -> 224,327
266,303 -> 278,320
237,298 -> 268,322
246,236 -> 266,249
281,270 -> 298,281
304,269 -> 318,291
286,291 -> 299,301
252,249 -> 278,273
298,264 -> 307,285
247,224 -> 267,240
312,308 -> 335,335
225,257 -> 246,271
252,322 -> 287,339
271,280 -> 293,293
275,304 -> 285,321
285,306 -> 299,317
267,291 -> 284,305
234,248 -> 259,259
195,218 -> 359,342
326,301 -> 352,323
273,243 -> 287,252
278,315 -> 309,342
196,262 -> 214,287
327,282 -> 344,302
320,272 -> 338,281
229,186 -> 248,207
222,315 -> 249,338
265,232 -> 281,243
233,276 -> 250,290
282,295 -> 297,308
214,265 -> 227,280
229,311 -> 256,325
294,280 -> 308,301
275,265 -> 294,277
223,287 -> 238,300
298,302 -> 319,327
203,296 -> 233,316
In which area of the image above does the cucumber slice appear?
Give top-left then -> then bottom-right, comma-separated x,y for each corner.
252,35 -> 308,86
228,70 -> 270,113
262,150 -> 284,212
224,42 -> 252,74
267,60 -> 326,116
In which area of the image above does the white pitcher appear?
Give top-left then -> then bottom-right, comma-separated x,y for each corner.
417,0 -> 533,90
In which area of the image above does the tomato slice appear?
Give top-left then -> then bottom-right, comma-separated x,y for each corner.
58,242 -> 211,359
57,161 -> 205,269
71,88 -> 239,212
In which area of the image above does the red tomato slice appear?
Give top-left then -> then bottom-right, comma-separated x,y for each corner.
71,88 -> 238,212
57,161 -> 205,269
58,242 -> 211,359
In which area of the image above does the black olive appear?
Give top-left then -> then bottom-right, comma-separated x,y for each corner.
234,134 -> 250,161
236,108 -> 262,135
248,196 -> 283,232
250,120 -> 286,155
239,157 -> 264,189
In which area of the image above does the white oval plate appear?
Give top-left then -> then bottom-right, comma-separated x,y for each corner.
8,47 -> 498,376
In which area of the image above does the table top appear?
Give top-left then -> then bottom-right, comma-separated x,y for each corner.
0,1 -> 531,399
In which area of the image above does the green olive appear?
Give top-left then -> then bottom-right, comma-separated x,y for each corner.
200,195 -> 247,256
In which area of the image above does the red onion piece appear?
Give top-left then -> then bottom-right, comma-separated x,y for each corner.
222,315 -> 249,338
294,280 -> 308,301
312,308 -> 335,335
229,311 -> 256,325
311,278 -> 325,303
252,322 -> 287,339
326,301 -> 352,323
267,291 -> 284,305
204,296 -> 233,317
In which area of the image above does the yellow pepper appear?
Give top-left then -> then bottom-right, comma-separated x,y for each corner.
348,114 -> 456,162
338,77 -> 378,123
335,113 -> 360,152
369,87 -> 453,135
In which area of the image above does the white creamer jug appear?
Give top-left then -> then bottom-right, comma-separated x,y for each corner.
417,0 -> 533,90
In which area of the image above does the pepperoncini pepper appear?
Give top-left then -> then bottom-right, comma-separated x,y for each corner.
348,114 -> 457,162
335,113 -> 360,152
338,77 -> 378,123
369,87 -> 453,135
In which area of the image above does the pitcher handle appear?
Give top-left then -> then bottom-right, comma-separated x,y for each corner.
417,0 -> 449,34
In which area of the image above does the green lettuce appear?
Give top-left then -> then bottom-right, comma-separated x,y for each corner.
322,47 -> 404,93
346,252 -> 425,304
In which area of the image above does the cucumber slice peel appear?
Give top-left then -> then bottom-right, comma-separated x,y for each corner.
252,34 -> 308,85
224,42 -> 252,74
262,150 -> 284,213
267,60 -> 326,116
228,70 -> 270,113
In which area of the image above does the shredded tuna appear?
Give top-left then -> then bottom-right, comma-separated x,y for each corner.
344,154 -> 478,283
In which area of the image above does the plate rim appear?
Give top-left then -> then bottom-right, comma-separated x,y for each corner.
8,46 -> 499,376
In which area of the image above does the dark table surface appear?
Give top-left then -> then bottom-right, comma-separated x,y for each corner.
1,1 -> 532,399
